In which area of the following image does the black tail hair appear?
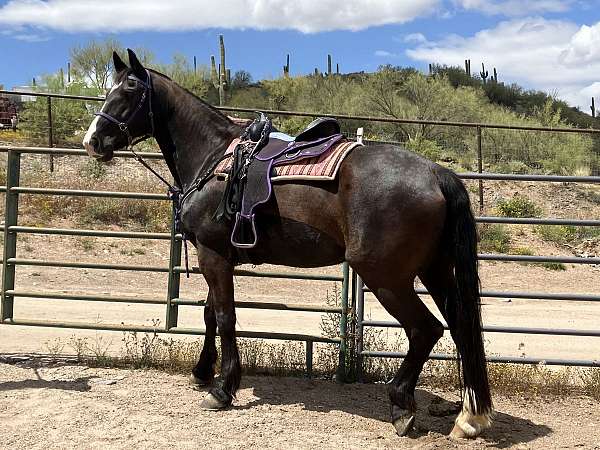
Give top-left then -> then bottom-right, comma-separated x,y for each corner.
436,167 -> 492,416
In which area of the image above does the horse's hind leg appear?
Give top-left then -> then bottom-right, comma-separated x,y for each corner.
420,259 -> 493,438
190,290 -> 218,386
365,279 -> 444,436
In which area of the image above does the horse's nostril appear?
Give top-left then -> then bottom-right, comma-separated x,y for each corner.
90,136 -> 100,151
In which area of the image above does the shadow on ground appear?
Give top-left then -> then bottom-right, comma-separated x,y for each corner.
231,376 -> 552,448
0,376 -> 93,392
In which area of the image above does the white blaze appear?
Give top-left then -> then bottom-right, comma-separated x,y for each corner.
82,82 -> 122,154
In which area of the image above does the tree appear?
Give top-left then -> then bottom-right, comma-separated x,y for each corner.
152,53 -> 210,99
231,70 -> 253,90
70,38 -> 124,91
20,72 -> 96,147
70,39 -> 154,91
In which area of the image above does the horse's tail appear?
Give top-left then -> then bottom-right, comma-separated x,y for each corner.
436,167 -> 493,432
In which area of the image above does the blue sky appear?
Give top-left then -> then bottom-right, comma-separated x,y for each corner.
1,0 -> 600,111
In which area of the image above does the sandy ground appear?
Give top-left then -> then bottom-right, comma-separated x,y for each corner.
1,359 -> 599,450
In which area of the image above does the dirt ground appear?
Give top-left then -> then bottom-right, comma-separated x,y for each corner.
1,358 -> 599,449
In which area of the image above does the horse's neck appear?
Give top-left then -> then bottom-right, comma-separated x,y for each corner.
154,78 -> 240,189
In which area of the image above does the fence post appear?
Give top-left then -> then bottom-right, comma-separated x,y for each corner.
477,126 -> 484,213
47,97 -> 54,173
336,261 -> 349,382
2,150 -> 21,321
355,274 -> 365,382
165,206 -> 181,330
305,340 -> 313,377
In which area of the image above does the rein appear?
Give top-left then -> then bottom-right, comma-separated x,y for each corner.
94,70 -> 229,277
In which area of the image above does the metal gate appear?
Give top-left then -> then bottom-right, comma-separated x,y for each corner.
0,145 -> 350,379
1,88 -> 600,376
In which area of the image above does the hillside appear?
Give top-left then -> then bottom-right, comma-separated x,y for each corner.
9,61 -> 600,176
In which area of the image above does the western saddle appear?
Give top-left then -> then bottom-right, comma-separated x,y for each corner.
215,113 -> 343,248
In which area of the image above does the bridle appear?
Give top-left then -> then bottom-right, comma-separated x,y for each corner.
95,69 -> 155,150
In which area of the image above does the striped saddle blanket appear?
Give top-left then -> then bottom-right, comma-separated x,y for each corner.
215,139 -> 362,181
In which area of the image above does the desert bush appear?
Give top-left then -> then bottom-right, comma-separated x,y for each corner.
536,225 -> 600,246
479,224 -> 511,253
496,194 -> 542,218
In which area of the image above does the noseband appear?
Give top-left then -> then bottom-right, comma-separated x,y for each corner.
95,69 -> 155,149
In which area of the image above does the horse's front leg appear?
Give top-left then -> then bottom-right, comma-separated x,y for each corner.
196,245 -> 240,410
190,289 -> 217,386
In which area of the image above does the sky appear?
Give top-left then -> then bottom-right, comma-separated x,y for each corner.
1,0 -> 600,112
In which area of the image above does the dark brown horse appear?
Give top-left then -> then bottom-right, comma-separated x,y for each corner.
83,50 -> 493,439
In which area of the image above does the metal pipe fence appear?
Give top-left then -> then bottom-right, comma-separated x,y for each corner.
1,89 -> 599,377
0,145 -> 350,379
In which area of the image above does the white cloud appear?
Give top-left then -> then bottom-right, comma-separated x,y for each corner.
452,0 -> 574,16
403,32 -> 428,43
406,17 -> 600,111
0,0 -> 440,33
375,50 -> 398,57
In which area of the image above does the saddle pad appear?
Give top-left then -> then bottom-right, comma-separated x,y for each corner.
215,140 -> 362,182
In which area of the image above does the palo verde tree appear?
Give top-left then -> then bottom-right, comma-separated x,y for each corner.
70,38 -> 154,91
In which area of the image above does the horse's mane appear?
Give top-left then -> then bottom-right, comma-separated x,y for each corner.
148,68 -> 236,125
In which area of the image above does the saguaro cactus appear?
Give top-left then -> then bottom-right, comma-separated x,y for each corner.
210,55 -> 218,86
480,62 -> 489,84
465,59 -> 471,76
219,34 -> 227,105
592,97 -> 596,118
492,67 -> 498,83
327,54 -> 332,76
283,54 -> 290,77
210,35 -> 229,105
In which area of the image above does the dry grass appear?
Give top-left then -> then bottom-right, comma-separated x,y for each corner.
40,329 -> 600,401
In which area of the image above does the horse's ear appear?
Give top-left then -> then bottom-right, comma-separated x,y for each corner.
127,48 -> 146,79
113,51 -> 128,73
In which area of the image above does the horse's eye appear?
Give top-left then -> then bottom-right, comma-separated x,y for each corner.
127,78 -> 137,88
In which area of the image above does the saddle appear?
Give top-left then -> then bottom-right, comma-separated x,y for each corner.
215,114 -> 344,248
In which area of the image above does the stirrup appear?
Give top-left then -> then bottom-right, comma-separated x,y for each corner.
231,212 -> 258,249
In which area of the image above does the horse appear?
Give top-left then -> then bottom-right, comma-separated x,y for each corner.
83,49 -> 493,439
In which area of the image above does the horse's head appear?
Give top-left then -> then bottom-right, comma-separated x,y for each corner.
83,49 -> 154,162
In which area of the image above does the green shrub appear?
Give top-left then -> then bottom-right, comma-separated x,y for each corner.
405,138 -> 443,161
80,198 -> 171,232
513,247 -> 534,256
497,194 -> 542,218
479,224 -> 511,253
540,262 -> 567,271
80,159 -> 107,179
535,225 -> 600,245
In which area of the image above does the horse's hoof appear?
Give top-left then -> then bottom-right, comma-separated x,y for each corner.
189,373 -> 211,387
392,414 -> 415,437
200,389 -> 232,411
449,423 -> 468,439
